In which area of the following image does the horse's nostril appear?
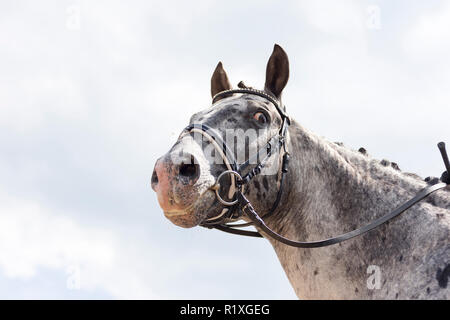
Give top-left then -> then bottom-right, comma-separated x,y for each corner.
179,155 -> 200,184
179,163 -> 199,178
151,169 -> 159,185
179,154 -> 200,180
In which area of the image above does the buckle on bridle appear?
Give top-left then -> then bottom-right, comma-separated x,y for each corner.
213,170 -> 243,206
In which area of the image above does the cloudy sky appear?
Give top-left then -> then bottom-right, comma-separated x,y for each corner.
0,0 -> 449,299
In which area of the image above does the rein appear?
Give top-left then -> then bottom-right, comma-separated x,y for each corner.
181,88 -> 450,248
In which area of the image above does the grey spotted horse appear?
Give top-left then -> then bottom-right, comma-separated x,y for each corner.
151,45 -> 450,299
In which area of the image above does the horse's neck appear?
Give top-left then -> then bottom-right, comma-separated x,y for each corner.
265,121 -> 450,299
278,122 -> 428,238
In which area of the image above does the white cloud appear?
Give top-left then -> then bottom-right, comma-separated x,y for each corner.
296,0 -> 366,40
148,0 -> 213,34
0,74 -> 85,133
0,191 -> 158,298
403,2 -> 450,61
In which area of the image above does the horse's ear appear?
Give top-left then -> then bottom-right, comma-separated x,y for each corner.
264,44 -> 289,99
211,62 -> 231,99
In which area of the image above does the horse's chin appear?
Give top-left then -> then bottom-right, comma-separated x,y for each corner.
163,191 -> 216,228
164,211 -> 202,228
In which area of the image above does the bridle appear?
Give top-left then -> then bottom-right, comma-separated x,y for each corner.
179,88 -> 450,248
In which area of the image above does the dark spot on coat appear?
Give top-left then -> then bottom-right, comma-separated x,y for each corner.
380,159 -> 390,166
404,172 -> 421,180
441,171 -> 449,183
263,177 -> 269,190
274,117 -> 282,126
399,255 -> 403,262
426,196 -> 437,206
395,293 -> 399,299
426,287 -> 430,294
254,180 -> 261,192
436,264 -> 450,288
313,269 -> 319,276
427,177 -> 440,185
391,162 -> 400,171
355,287 -> 359,293
358,147 -> 367,155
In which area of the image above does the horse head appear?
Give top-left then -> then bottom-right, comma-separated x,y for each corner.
151,44 -> 290,228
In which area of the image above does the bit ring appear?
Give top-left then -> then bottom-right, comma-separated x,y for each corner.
214,170 -> 242,206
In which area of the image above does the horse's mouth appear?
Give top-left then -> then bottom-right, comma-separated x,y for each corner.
161,188 -> 217,228
164,211 -> 188,217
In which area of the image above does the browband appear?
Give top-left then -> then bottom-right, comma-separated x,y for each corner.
212,88 -> 288,120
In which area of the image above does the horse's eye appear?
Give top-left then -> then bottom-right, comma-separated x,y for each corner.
253,112 -> 268,124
